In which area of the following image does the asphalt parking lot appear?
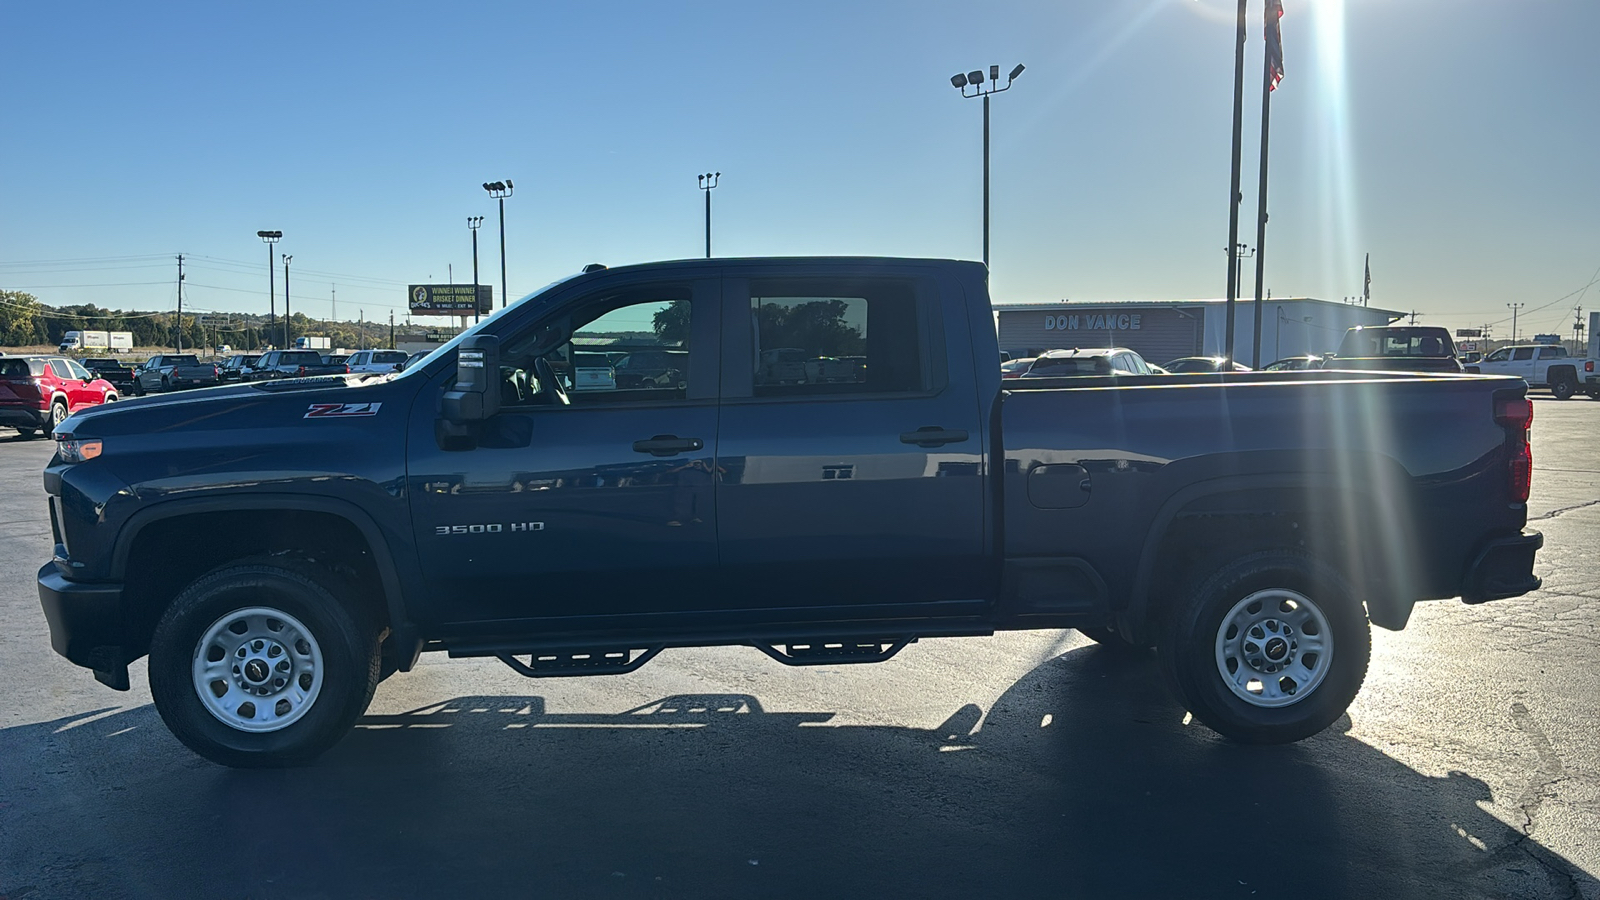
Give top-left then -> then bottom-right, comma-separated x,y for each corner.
1,398 -> 1596,900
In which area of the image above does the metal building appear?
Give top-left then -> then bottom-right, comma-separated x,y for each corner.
995,298 -> 1405,368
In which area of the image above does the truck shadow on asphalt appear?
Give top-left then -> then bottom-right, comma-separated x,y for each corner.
2,646 -> 1591,900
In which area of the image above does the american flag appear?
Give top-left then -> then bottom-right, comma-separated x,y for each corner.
1266,0 -> 1285,91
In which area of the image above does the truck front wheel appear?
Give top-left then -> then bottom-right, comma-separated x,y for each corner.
1158,551 -> 1370,744
148,559 -> 381,768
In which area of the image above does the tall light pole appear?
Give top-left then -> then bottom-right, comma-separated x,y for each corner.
950,63 -> 1025,269
257,230 -> 282,348
282,255 -> 293,348
483,180 -> 513,308
468,216 -> 484,324
697,172 -> 720,258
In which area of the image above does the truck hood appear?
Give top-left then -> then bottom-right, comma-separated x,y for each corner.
57,372 -> 400,437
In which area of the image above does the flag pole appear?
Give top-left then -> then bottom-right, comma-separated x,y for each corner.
1252,10 -> 1278,368
1224,0 -> 1248,364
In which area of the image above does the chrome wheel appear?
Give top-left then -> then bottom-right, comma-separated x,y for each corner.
1213,589 -> 1332,708
50,402 -> 67,427
192,607 -> 324,732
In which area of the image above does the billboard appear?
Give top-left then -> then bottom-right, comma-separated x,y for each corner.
408,284 -> 492,315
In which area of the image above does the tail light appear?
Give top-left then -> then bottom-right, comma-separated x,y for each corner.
296,366 -> 307,376
213,365 -> 221,377
343,365 -> 351,374
1494,394 -> 1533,504
1587,361 -> 1594,373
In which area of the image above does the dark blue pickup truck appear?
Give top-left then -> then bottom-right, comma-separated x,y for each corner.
38,257 -> 1542,767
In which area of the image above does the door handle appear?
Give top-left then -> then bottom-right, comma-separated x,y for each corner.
632,435 -> 704,457
899,427 -> 970,448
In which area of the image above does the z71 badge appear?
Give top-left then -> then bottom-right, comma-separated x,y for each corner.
305,402 -> 382,418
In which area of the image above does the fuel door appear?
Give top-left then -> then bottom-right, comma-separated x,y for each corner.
1027,464 -> 1092,509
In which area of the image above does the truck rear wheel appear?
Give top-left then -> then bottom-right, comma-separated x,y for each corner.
1551,379 -> 1575,401
148,559 -> 381,768
1158,551 -> 1369,744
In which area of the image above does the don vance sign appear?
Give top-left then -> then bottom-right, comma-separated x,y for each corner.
1043,313 -> 1143,331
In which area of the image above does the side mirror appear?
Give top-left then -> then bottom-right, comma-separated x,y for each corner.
441,334 -> 501,423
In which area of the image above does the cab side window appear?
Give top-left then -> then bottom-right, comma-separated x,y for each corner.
1484,348 -> 1511,362
1513,348 -> 1536,361
498,289 -> 695,407
1538,347 -> 1567,359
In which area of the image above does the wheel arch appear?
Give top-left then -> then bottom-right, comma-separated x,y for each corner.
112,495 -> 418,667
1127,471 -> 1418,642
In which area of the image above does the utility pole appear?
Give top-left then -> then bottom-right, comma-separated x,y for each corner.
283,255 -> 293,349
1407,310 -> 1420,325
1507,302 -> 1525,342
359,310 -> 365,350
389,311 -> 395,350
175,254 -> 185,352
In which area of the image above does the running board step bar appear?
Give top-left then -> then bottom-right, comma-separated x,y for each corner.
496,646 -> 662,678
751,638 -> 914,666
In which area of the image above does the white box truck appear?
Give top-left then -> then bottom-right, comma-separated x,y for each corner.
59,331 -> 108,353
294,336 -> 332,351
57,331 -> 132,353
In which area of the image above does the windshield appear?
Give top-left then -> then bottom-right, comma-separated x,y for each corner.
390,276 -> 582,381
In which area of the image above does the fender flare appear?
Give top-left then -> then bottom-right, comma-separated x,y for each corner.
111,494 -> 418,653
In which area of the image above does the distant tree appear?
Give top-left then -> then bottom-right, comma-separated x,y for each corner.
652,300 -> 692,346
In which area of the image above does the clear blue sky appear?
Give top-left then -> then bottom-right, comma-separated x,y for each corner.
2,0 -> 1596,339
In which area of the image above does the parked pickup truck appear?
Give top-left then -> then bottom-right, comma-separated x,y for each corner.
1472,344 -> 1599,401
38,257 -> 1543,768
81,357 -> 137,395
135,354 -> 221,393
1319,325 -> 1465,373
246,349 -> 352,381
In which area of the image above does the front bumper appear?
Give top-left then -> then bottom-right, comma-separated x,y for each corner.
38,562 -> 131,690
1461,529 -> 1543,604
0,406 -> 48,429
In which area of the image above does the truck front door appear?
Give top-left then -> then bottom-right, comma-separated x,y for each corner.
713,268 -> 987,613
406,276 -> 722,627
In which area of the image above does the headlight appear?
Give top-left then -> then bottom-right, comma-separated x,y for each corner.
55,438 -> 103,463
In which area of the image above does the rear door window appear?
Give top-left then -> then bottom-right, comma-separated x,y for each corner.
1513,348 -> 1536,361
49,360 -> 73,380
743,278 -> 930,398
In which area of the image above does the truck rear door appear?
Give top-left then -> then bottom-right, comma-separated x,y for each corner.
713,265 -> 988,612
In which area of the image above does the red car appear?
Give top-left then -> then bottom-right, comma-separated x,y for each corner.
0,356 -> 121,438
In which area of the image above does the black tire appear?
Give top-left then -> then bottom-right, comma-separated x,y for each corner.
147,558 -> 382,768
1551,378 -> 1575,401
45,401 -> 68,437
1158,550 -> 1370,745
160,376 -> 171,392
1077,625 -> 1148,653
